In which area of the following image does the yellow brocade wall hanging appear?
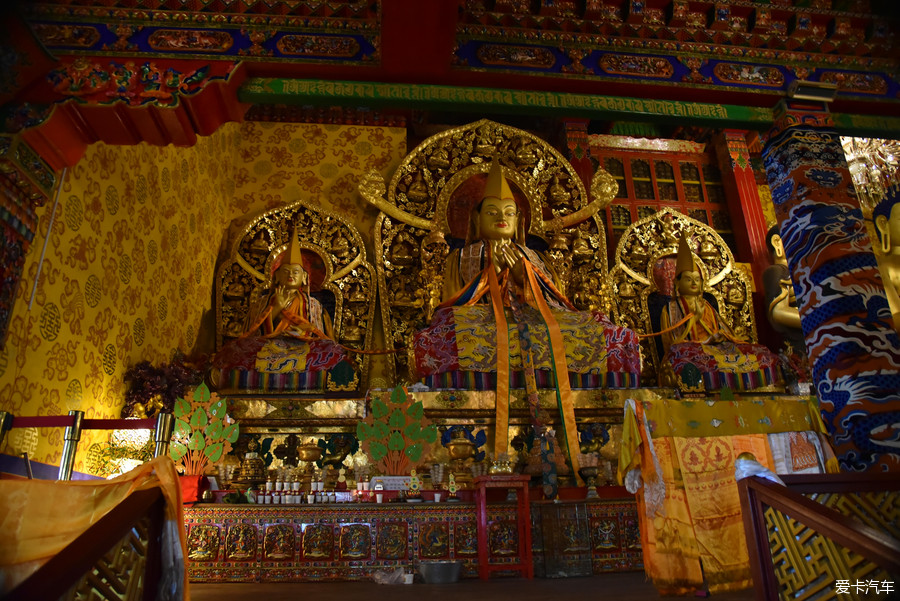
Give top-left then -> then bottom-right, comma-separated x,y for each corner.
0,122 -> 406,474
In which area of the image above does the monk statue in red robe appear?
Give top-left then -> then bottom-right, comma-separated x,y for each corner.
211,228 -> 353,391
413,162 -> 641,478
659,235 -> 781,391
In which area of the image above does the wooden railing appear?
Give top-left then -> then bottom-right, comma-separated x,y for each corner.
3,487 -> 166,601
739,473 -> 900,601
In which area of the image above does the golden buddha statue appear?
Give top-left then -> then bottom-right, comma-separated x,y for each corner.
511,136 -> 537,166
331,231 -> 350,260
548,175 -> 572,209
660,214 -> 679,248
763,225 -> 805,352
342,315 -> 364,343
427,139 -> 451,170
250,230 -> 270,253
872,197 -> 900,331
572,230 -> 592,262
413,161 -> 641,475
406,171 -> 429,204
390,231 -> 416,266
617,279 -> 636,298
697,233 -> 717,261
658,235 -> 782,392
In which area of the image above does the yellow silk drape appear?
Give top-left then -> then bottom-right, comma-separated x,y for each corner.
0,456 -> 186,596
619,397 -> 830,595
635,435 -> 774,595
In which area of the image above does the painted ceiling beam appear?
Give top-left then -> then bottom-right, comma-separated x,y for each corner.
238,78 -> 900,138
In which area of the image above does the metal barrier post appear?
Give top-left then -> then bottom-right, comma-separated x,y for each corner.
153,413 -> 174,458
0,411 -> 12,451
58,410 -> 84,481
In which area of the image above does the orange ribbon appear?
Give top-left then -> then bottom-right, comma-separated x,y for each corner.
486,250 -> 512,460
524,261 -> 583,486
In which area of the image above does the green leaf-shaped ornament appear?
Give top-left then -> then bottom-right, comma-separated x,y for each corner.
371,397 -> 390,419
173,398 -> 191,419
188,431 -> 205,451
390,386 -> 408,405
356,422 -> 372,440
223,423 -> 239,443
373,421 -> 390,440
389,408 -> 406,429
194,382 -> 211,405
421,424 -> 438,444
406,401 -> 423,421
190,407 -> 208,430
370,441 -> 388,461
204,442 -> 224,463
208,396 -> 226,420
405,443 -> 423,462
404,422 -> 421,439
173,419 -> 191,441
170,441 -> 188,462
388,431 -> 405,451
205,420 -> 223,441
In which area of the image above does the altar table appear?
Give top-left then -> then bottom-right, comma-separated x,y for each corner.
182,494 -> 642,582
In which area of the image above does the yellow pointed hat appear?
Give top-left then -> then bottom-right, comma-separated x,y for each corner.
675,234 -> 697,277
483,161 -> 514,203
287,225 -> 303,265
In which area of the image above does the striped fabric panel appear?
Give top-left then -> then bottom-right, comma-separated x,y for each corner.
422,370 -> 639,390
218,369 -> 327,392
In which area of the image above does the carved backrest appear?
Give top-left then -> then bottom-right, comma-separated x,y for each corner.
609,207 -> 756,385
359,119 -> 618,383
214,199 -> 377,391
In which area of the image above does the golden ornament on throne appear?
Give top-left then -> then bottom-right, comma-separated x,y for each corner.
359,119 -> 642,481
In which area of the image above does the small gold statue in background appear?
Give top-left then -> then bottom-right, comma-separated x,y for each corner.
763,226 -> 804,351
873,198 -> 900,332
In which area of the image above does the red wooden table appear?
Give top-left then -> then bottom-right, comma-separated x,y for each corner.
473,474 -> 533,580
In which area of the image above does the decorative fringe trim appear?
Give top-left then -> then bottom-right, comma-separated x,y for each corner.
694,366 -> 777,392
422,369 -> 639,390
218,368 -> 326,392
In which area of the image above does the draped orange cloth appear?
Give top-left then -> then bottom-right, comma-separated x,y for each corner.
661,296 -> 743,347
631,432 -> 774,595
0,456 -> 187,598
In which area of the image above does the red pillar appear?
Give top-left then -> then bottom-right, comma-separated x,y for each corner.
713,130 -> 770,285
561,118 -> 593,193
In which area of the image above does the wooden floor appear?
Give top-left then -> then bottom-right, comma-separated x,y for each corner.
190,572 -> 757,601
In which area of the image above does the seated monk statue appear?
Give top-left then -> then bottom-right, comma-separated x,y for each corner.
763,225 -> 805,354
413,161 -> 641,477
211,228 -> 355,390
659,234 -> 781,391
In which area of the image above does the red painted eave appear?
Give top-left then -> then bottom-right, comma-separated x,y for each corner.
20,63 -> 249,170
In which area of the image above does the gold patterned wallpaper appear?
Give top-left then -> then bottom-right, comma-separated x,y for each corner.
0,121 -> 406,474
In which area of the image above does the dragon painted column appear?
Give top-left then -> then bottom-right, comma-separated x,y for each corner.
762,99 -> 900,472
